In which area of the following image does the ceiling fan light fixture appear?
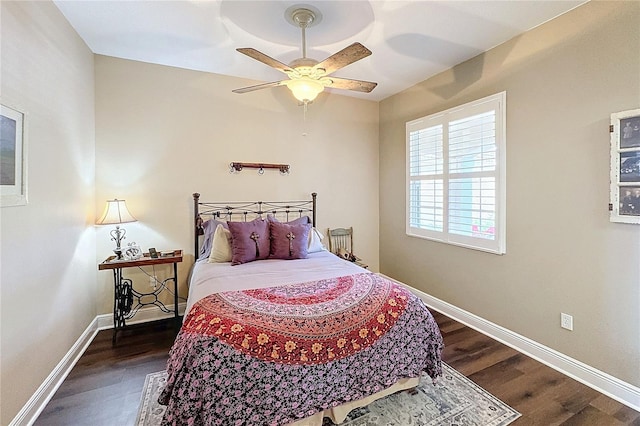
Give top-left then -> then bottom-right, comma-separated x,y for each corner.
286,77 -> 324,103
232,5 -> 376,102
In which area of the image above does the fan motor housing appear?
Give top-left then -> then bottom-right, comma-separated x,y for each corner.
289,57 -> 318,69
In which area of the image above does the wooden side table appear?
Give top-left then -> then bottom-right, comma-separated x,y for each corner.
99,249 -> 183,344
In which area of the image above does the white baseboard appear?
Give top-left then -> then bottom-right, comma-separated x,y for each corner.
380,274 -> 640,412
11,302 -> 186,426
9,318 -> 99,426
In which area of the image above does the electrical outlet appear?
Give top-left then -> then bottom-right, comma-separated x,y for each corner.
561,313 -> 573,331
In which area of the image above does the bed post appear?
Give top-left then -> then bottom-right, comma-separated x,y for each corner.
193,192 -> 202,257
311,192 -> 317,227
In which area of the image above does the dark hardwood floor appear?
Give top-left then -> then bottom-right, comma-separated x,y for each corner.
34,321 -> 178,426
34,312 -> 640,425
436,313 -> 640,426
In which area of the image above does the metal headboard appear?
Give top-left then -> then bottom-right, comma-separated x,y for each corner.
192,192 -> 317,256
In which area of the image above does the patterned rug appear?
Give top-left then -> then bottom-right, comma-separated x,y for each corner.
136,363 -> 520,426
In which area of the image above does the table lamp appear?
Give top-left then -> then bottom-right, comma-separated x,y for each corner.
96,199 -> 137,259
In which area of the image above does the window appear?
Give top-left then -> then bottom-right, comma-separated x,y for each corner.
406,92 -> 506,254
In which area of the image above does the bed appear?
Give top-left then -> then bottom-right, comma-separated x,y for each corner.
159,193 -> 444,426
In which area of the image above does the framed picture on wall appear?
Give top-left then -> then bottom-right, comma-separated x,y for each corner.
0,103 -> 27,207
610,108 -> 640,223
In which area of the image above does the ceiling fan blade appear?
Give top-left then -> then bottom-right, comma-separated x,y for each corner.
236,48 -> 292,74
313,43 -> 372,75
325,77 -> 377,93
232,80 -> 287,94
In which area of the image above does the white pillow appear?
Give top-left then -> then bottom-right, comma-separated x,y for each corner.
308,227 -> 326,253
208,224 -> 232,263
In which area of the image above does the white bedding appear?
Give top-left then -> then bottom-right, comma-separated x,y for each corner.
186,250 -> 366,314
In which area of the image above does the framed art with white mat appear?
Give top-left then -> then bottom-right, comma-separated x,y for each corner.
0,103 -> 27,207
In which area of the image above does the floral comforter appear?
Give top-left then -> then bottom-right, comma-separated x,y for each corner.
159,272 -> 443,426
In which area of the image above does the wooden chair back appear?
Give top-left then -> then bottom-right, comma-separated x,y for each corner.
327,227 -> 354,255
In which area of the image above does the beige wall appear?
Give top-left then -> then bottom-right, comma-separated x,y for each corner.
0,1 -> 96,423
94,56 -> 380,314
4,0 -> 638,422
380,1 -> 640,386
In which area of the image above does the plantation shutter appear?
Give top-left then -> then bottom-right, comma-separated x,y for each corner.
408,123 -> 443,235
406,92 -> 506,254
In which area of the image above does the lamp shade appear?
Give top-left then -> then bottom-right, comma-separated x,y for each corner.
96,199 -> 137,225
286,77 -> 324,103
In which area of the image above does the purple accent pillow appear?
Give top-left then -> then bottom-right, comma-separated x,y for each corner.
227,219 -> 270,265
266,214 -> 311,226
269,222 -> 311,260
199,219 -> 228,261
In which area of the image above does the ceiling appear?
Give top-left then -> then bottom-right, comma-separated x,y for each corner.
53,0 -> 587,102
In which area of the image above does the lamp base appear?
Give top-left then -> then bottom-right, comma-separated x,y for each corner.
114,248 -> 123,260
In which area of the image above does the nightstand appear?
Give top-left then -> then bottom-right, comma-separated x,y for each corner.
98,249 -> 183,344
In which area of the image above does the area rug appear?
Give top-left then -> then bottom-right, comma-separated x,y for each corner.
136,363 -> 520,426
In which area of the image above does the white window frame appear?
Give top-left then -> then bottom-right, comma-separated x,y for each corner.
406,92 -> 506,254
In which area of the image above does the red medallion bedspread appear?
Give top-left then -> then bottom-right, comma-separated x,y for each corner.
159,272 -> 443,426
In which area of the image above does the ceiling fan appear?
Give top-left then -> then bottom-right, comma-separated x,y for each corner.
232,6 -> 377,104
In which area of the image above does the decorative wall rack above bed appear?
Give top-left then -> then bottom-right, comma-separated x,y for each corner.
229,162 -> 290,174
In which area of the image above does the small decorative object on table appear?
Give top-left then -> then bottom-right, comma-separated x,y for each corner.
338,247 -> 368,269
337,247 -> 357,262
123,242 -> 142,260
